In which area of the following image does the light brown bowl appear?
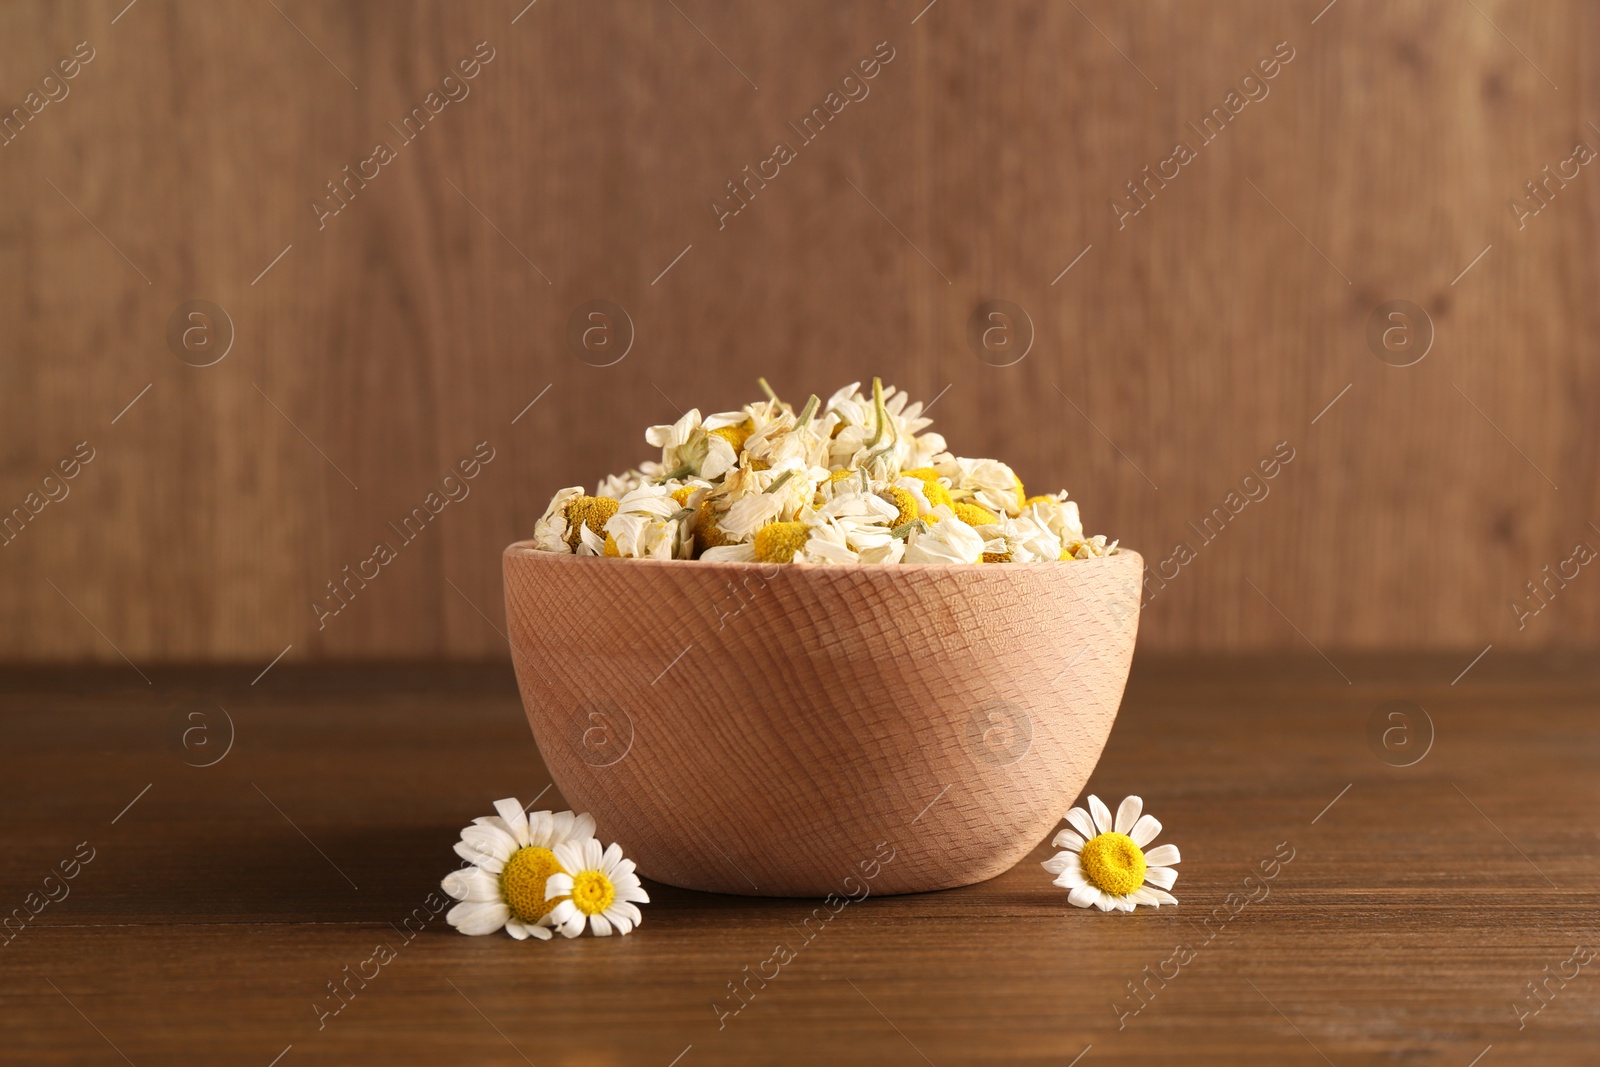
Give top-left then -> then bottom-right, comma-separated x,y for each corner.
502,543 -> 1143,897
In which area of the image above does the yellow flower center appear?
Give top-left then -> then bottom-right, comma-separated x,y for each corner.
829,468 -> 856,484
1079,832 -> 1146,897
879,487 -> 919,526
753,521 -> 810,563
903,468 -> 954,510
953,501 -> 999,526
563,496 -> 619,548
982,551 -> 1011,563
569,869 -> 616,916
670,486 -> 696,507
1061,541 -> 1085,560
603,533 -> 621,557
499,846 -> 563,924
709,421 -> 753,454
694,499 -> 732,554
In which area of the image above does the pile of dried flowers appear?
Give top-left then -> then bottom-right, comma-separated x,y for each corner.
533,379 -> 1115,565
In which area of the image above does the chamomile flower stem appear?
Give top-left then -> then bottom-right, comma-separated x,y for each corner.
796,393 -> 820,429
757,377 -> 783,408
865,377 -> 887,448
655,464 -> 694,483
764,469 -> 797,495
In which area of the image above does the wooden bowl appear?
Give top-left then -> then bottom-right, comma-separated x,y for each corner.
502,543 -> 1144,897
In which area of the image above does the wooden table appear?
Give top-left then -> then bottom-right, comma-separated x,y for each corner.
1,654 -> 1595,1065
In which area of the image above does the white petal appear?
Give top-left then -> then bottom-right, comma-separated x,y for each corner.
459,823 -> 518,864
1144,865 -> 1178,890
605,907 -> 633,936
1129,814 -> 1163,848
545,872 -> 574,900
558,911 -> 586,938
505,919 -> 530,940
552,840 -> 586,873
549,810 -> 575,844
1129,887 -> 1164,908
617,884 -> 650,904
546,900 -> 577,928
1053,863 -> 1087,888
446,900 -> 509,936
1145,887 -> 1178,906
584,838 -> 604,869
1052,828 -> 1085,852
590,913 -> 614,937
441,867 -> 502,903
1114,796 -> 1142,835
601,842 -> 625,875
1088,795 -> 1113,836
453,840 -> 505,874
1067,885 -> 1099,909
527,810 -> 553,848
1064,807 -> 1096,840
1115,894 -> 1137,912
570,812 -> 597,844
525,923 -> 553,940
493,799 -> 531,847
1041,851 -> 1075,875
1144,844 -> 1181,867
613,901 -> 643,926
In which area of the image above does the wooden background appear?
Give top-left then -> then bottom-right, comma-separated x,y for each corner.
1,0 -> 1596,663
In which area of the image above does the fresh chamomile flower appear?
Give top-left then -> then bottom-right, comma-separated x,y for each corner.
442,799 -> 598,940
1042,794 -> 1179,912
545,839 -> 651,937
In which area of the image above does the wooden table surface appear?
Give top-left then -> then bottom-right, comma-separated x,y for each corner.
1,653 -> 1595,1066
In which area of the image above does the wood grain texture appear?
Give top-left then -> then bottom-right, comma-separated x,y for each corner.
502,546 -> 1143,895
1,655 -> 1596,1064
0,1 -> 1598,662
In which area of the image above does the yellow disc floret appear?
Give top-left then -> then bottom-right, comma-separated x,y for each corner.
1024,494 -> 1055,507
563,496 -> 619,548
982,551 -> 1012,563
709,419 -> 753,454
694,499 -> 731,555
903,468 -> 953,510
753,521 -> 810,563
569,869 -> 616,916
879,487 -> 919,527
953,501 -> 999,526
603,533 -> 621,557
829,468 -> 857,484
671,485 -> 696,508
1078,832 -> 1147,897
500,845 -> 564,923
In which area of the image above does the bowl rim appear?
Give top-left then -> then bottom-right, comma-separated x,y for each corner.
503,539 -> 1142,575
